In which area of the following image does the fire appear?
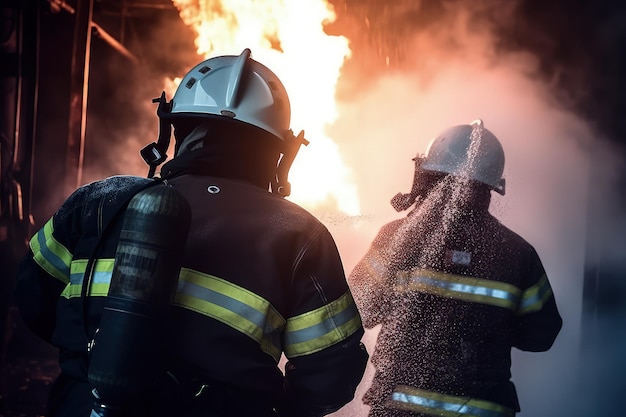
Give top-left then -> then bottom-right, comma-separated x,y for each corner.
171,0 -> 360,215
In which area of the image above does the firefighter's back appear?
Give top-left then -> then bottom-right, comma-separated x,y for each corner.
163,174 -> 327,411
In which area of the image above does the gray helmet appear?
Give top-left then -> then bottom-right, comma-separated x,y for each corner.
421,119 -> 506,195
142,49 -> 308,197
170,48 -> 291,143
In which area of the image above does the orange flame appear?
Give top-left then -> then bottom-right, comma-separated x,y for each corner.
171,0 -> 360,215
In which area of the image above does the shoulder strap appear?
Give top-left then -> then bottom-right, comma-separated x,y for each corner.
80,178 -> 164,349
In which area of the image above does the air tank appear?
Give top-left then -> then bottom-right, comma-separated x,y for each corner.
87,182 -> 191,415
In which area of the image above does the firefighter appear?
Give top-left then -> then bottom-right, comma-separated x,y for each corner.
14,49 -> 368,417
348,120 -> 562,417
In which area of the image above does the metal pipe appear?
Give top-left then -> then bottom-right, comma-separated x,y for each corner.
48,0 -> 76,14
91,21 -> 139,64
65,0 -> 94,191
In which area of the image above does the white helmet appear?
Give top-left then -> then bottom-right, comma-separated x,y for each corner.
142,49 -> 308,197
170,48 -> 291,142
421,119 -> 506,195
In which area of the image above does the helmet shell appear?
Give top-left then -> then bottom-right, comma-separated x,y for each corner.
421,121 -> 505,193
170,49 -> 291,142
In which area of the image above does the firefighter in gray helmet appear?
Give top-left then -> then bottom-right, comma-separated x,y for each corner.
15,49 -> 368,417
350,119 -> 562,417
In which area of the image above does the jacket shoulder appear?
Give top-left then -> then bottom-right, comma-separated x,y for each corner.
487,213 -> 537,253
68,175 -> 152,205
56,175 -> 153,222
256,188 -> 328,229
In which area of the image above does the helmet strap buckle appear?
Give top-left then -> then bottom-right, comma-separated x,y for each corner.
273,130 -> 309,197
141,92 -> 172,178
140,142 -> 167,166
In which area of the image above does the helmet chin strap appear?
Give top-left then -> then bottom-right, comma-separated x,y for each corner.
141,92 -> 172,178
273,130 -> 309,197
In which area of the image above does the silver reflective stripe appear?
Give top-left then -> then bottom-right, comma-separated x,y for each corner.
62,259 -> 115,298
389,386 -> 515,417
418,275 -> 516,303
283,291 -> 362,357
62,263 -> 286,360
174,268 -> 285,361
70,269 -> 112,285
396,268 -> 521,310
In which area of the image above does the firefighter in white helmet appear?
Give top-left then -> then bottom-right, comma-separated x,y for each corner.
15,49 -> 368,417
348,120 -> 562,417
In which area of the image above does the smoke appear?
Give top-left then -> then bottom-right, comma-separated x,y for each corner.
81,5 -> 200,184
321,1 -> 626,416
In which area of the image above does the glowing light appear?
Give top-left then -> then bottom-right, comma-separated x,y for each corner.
171,0 -> 360,215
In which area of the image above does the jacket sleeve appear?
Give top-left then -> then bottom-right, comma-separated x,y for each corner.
277,224 -> 369,417
14,186 -> 87,343
512,247 -> 563,352
14,251 -> 67,343
347,220 -> 401,328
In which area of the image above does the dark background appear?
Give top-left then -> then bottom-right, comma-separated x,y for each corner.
1,0 -> 625,415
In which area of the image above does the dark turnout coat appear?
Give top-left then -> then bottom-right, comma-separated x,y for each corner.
15,155 -> 368,417
349,195 -> 562,417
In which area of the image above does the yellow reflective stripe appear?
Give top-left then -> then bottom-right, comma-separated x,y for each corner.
517,273 -> 553,315
29,218 -> 72,284
174,268 -> 285,361
395,268 -> 521,310
389,385 -> 515,417
60,259 -> 114,298
284,291 -> 362,357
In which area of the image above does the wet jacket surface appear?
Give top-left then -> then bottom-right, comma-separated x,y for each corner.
348,199 -> 562,417
15,166 -> 368,416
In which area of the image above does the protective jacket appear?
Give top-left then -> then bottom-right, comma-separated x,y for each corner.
15,152 -> 368,417
348,193 -> 562,417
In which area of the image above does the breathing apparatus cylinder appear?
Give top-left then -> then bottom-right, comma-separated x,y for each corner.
87,182 -> 191,415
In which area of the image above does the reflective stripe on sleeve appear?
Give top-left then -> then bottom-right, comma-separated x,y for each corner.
284,291 -> 362,357
174,268 -> 286,362
388,385 -> 515,417
517,273 -> 553,315
61,259 -> 115,298
362,249 -> 391,279
29,218 -> 72,284
395,268 -> 521,311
